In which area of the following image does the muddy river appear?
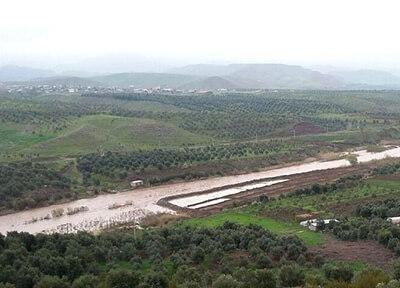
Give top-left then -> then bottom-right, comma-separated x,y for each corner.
1,147 -> 400,234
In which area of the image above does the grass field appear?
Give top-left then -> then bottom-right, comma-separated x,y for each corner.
0,122 -> 54,155
184,211 -> 324,246
19,114 -> 214,157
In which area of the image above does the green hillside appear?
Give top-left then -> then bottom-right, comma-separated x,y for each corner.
27,114 -> 212,156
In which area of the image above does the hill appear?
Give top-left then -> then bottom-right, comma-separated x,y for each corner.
180,76 -> 238,90
59,53 -> 173,74
328,69 -> 400,87
29,76 -> 101,87
169,64 -> 238,76
92,72 -> 199,88
0,65 -> 55,81
172,63 -> 345,89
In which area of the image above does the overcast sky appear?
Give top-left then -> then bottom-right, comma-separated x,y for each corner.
1,0 -> 400,69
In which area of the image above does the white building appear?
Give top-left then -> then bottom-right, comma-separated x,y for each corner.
387,217 -> 400,224
300,219 -> 338,231
130,180 -> 144,188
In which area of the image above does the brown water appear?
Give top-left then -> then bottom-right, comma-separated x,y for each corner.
1,147 -> 399,234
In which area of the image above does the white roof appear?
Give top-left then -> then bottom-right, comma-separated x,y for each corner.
300,219 -> 338,226
388,217 -> 400,221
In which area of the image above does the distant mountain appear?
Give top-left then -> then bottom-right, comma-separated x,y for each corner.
60,54 -> 173,74
172,63 -> 344,89
0,83 -> 7,94
59,70 -> 102,78
5,62 -> 400,90
328,69 -> 400,87
29,76 -> 101,87
0,65 -> 55,81
180,76 -> 238,90
169,64 -> 238,77
92,73 -> 199,88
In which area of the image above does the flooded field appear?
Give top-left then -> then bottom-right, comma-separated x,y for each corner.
1,146 -> 400,235
169,179 -> 288,208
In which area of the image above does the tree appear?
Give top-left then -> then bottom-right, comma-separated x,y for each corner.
141,272 -> 169,288
15,266 -> 40,288
71,275 -> 99,288
323,263 -> 354,283
279,264 -> 305,287
0,284 -> 15,288
377,280 -> 400,288
394,259 -> 400,280
212,275 -> 240,288
105,269 -> 141,288
352,268 -> 389,288
34,276 -> 70,288
174,266 -> 205,286
250,270 -> 276,288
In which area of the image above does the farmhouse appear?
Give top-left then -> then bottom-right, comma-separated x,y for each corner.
130,180 -> 144,188
387,217 -> 400,224
300,219 -> 338,231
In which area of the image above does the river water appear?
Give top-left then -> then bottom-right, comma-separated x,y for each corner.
1,147 -> 400,234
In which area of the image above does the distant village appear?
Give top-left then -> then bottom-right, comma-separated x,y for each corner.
1,82 -> 233,96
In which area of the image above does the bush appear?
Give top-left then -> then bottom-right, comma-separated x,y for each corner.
105,269 -> 141,288
279,264 -> 305,287
394,259 -> 400,280
212,275 -> 240,288
0,284 -> 15,288
251,269 -> 276,288
323,263 -> 354,283
71,275 -> 99,288
141,272 -> 169,288
352,268 -> 389,288
34,276 -> 70,288
377,280 -> 400,288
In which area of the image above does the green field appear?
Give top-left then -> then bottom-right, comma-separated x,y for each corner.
26,114 -> 212,157
184,211 -> 324,246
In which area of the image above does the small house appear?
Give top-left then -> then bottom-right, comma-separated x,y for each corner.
387,217 -> 400,225
130,180 -> 144,188
300,219 -> 338,231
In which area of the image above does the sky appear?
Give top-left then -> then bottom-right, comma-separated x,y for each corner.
1,0 -> 400,69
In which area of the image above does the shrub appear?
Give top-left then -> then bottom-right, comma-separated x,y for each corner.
251,269 -> 276,288
279,264 -> 305,287
33,276 -> 70,288
105,269 -> 141,288
212,275 -> 240,288
377,280 -> 400,288
352,268 -> 389,288
323,263 -> 353,283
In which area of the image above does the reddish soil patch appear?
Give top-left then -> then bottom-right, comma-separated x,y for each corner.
310,237 -> 396,271
292,122 -> 324,135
